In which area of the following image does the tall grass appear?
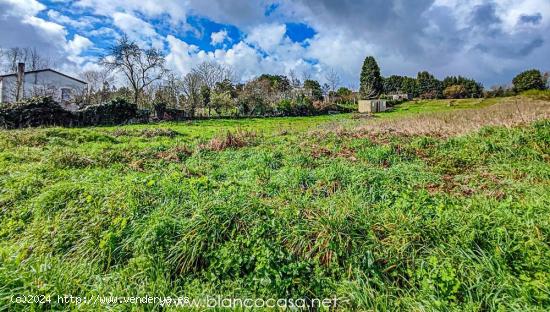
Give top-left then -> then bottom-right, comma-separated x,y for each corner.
0,98 -> 548,310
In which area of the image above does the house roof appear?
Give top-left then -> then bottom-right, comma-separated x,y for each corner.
0,68 -> 87,85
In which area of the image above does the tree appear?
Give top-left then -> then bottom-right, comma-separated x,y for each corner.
215,79 -> 237,98
336,87 -> 353,104
101,35 -> 168,106
383,75 -> 405,94
512,69 -> 546,92
194,61 -> 235,90
182,72 -> 202,117
288,69 -> 301,89
237,78 -> 272,116
417,71 -> 442,99
80,68 -> 114,105
442,76 -> 483,98
1,47 -> 51,73
321,83 -> 330,102
303,80 -> 323,101
211,90 -> 233,115
325,68 -> 341,102
200,85 -> 211,116
80,69 -> 113,93
359,56 -> 383,99
443,85 -> 468,99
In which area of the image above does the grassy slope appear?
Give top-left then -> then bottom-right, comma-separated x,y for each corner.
0,98 -> 549,311
387,98 -> 501,116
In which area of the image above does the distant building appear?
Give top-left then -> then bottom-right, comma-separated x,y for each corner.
0,63 -> 87,105
358,99 -> 387,113
389,93 -> 413,101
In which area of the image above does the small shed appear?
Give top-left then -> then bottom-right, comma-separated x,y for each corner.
358,99 -> 387,113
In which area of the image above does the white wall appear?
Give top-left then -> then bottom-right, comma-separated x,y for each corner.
0,70 -> 86,104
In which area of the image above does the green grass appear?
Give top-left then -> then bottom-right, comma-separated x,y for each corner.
522,90 -> 550,101
387,98 -> 501,117
0,97 -> 549,311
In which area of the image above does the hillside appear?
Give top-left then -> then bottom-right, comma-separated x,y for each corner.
0,97 -> 549,310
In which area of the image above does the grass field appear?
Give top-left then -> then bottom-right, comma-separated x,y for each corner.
0,96 -> 549,310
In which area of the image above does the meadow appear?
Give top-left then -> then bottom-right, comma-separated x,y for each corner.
0,95 -> 549,310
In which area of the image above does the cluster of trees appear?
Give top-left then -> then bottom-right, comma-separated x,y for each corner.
3,38 -> 548,120
70,36 -> 354,118
360,55 -> 548,100
359,56 -> 484,100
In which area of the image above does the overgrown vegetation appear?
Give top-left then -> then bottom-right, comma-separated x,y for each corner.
0,97 -> 549,310
0,97 -> 143,129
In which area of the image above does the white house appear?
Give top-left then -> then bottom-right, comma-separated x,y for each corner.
0,63 -> 87,105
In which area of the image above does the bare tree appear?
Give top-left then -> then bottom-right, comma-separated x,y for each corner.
324,68 -> 341,103
288,69 -> 301,89
302,70 -> 312,82
80,68 -> 114,105
101,35 -> 168,106
192,61 -> 235,115
325,68 -> 341,93
158,73 -> 184,108
194,61 -> 235,89
1,47 -> 51,73
80,68 -> 113,92
181,71 -> 202,117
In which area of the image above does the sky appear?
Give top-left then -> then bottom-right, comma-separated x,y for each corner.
0,0 -> 549,88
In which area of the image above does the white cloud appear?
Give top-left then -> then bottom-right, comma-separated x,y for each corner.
246,23 -> 287,52
2,0 -> 549,87
112,12 -> 164,50
67,34 -> 93,55
210,29 -> 229,46
47,10 -> 89,29
0,0 -> 45,16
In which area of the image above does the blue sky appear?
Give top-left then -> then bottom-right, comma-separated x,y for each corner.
1,0 -> 549,87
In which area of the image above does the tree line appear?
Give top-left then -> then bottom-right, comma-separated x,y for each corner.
358,56 -> 549,101
2,36 -> 549,120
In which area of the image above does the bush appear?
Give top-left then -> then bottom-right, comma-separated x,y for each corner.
276,97 -> 316,116
443,85 -> 468,99
513,69 -> 546,93
0,96 -> 75,129
78,98 -> 139,126
276,99 -> 294,116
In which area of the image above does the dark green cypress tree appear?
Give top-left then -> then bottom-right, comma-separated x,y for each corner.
360,56 -> 382,99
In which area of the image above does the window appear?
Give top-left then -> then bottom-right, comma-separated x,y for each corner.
61,88 -> 71,101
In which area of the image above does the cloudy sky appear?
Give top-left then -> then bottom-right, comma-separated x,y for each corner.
0,0 -> 549,87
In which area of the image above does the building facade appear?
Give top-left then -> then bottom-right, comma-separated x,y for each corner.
0,66 -> 87,104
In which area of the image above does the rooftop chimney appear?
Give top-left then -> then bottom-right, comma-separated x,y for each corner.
16,63 -> 25,102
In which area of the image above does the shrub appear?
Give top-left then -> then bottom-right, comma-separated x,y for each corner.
513,69 -> 546,93
277,99 -> 294,116
78,98 -> 138,126
443,85 -> 468,99
0,96 -> 75,129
